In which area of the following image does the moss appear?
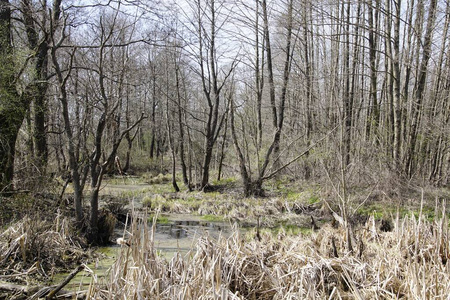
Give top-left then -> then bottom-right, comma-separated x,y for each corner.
157,216 -> 170,224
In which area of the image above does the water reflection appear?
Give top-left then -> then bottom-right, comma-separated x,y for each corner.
52,216 -> 231,290
156,220 -> 227,239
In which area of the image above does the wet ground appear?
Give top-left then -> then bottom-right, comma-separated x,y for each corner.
51,214 -> 232,290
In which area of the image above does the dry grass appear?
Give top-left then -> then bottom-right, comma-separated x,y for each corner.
0,213 -> 91,284
89,203 -> 450,300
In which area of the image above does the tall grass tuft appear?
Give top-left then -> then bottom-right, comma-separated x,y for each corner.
91,205 -> 449,299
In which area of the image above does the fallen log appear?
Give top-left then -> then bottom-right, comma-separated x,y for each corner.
0,281 -> 40,295
0,265 -> 86,299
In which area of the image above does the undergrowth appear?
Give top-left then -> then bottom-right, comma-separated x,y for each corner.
87,205 -> 450,299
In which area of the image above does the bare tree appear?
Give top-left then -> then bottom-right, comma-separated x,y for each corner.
231,0 -> 294,196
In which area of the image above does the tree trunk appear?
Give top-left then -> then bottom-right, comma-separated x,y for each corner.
405,0 -> 437,176
123,133 -> 133,173
255,0 -> 264,149
303,0 -> 313,179
201,137 -> 214,189
175,65 -> 189,186
149,67 -> 157,160
166,63 -> 180,192
22,0 -> 52,175
88,182 -> 101,243
216,117 -> 228,182
392,0 -> 402,170
0,0 -> 28,192
52,46 -> 84,226
0,120 -> 20,192
197,0 -> 234,190
230,92 -> 264,197
366,0 -> 380,139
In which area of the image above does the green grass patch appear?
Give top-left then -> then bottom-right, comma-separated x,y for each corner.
118,189 -> 144,199
201,214 -> 224,222
279,224 -> 313,235
285,191 -> 302,201
144,173 -> 172,184
357,205 -> 385,220
282,187 -> 320,205
255,224 -> 313,237
307,195 -> 320,205
106,176 -> 145,186
142,183 -> 177,194
212,176 -> 238,186
148,215 -> 170,224
407,209 -> 436,222
356,203 -> 448,222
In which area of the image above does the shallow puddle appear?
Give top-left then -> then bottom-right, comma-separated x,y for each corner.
51,214 -> 231,290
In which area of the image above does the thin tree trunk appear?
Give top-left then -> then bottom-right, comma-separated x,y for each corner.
175,65 -> 189,186
22,0 -> 49,174
166,61 -> 179,192
303,0 -> 313,179
392,0 -> 402,170
406,0 -> 437,176
51,43 -> 83,225
230,91 -> 254,196
217,113 -> 228,181
197,0 -> 234,189
255,0 -> 264,149
366,0 -> 380,139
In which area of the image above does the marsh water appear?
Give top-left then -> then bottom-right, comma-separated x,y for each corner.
51,214 -> 232,290
52,179 -> 237,290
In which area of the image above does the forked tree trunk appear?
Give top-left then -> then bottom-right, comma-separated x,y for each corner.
51,43 -> 84,226
230,0 -> 293,197
197,0 -> 235,190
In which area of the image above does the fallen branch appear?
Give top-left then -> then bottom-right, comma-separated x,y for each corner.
46,264 -> 85,299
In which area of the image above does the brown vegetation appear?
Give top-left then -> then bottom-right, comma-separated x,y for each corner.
0,214 -> 92,284
88,208 -> 449,299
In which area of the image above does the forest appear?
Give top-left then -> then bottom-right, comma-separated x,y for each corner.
0,0 -> 449,298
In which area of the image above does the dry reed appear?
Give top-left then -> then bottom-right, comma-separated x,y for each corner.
89,203 -> 449,300
0,212 -> 90,283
